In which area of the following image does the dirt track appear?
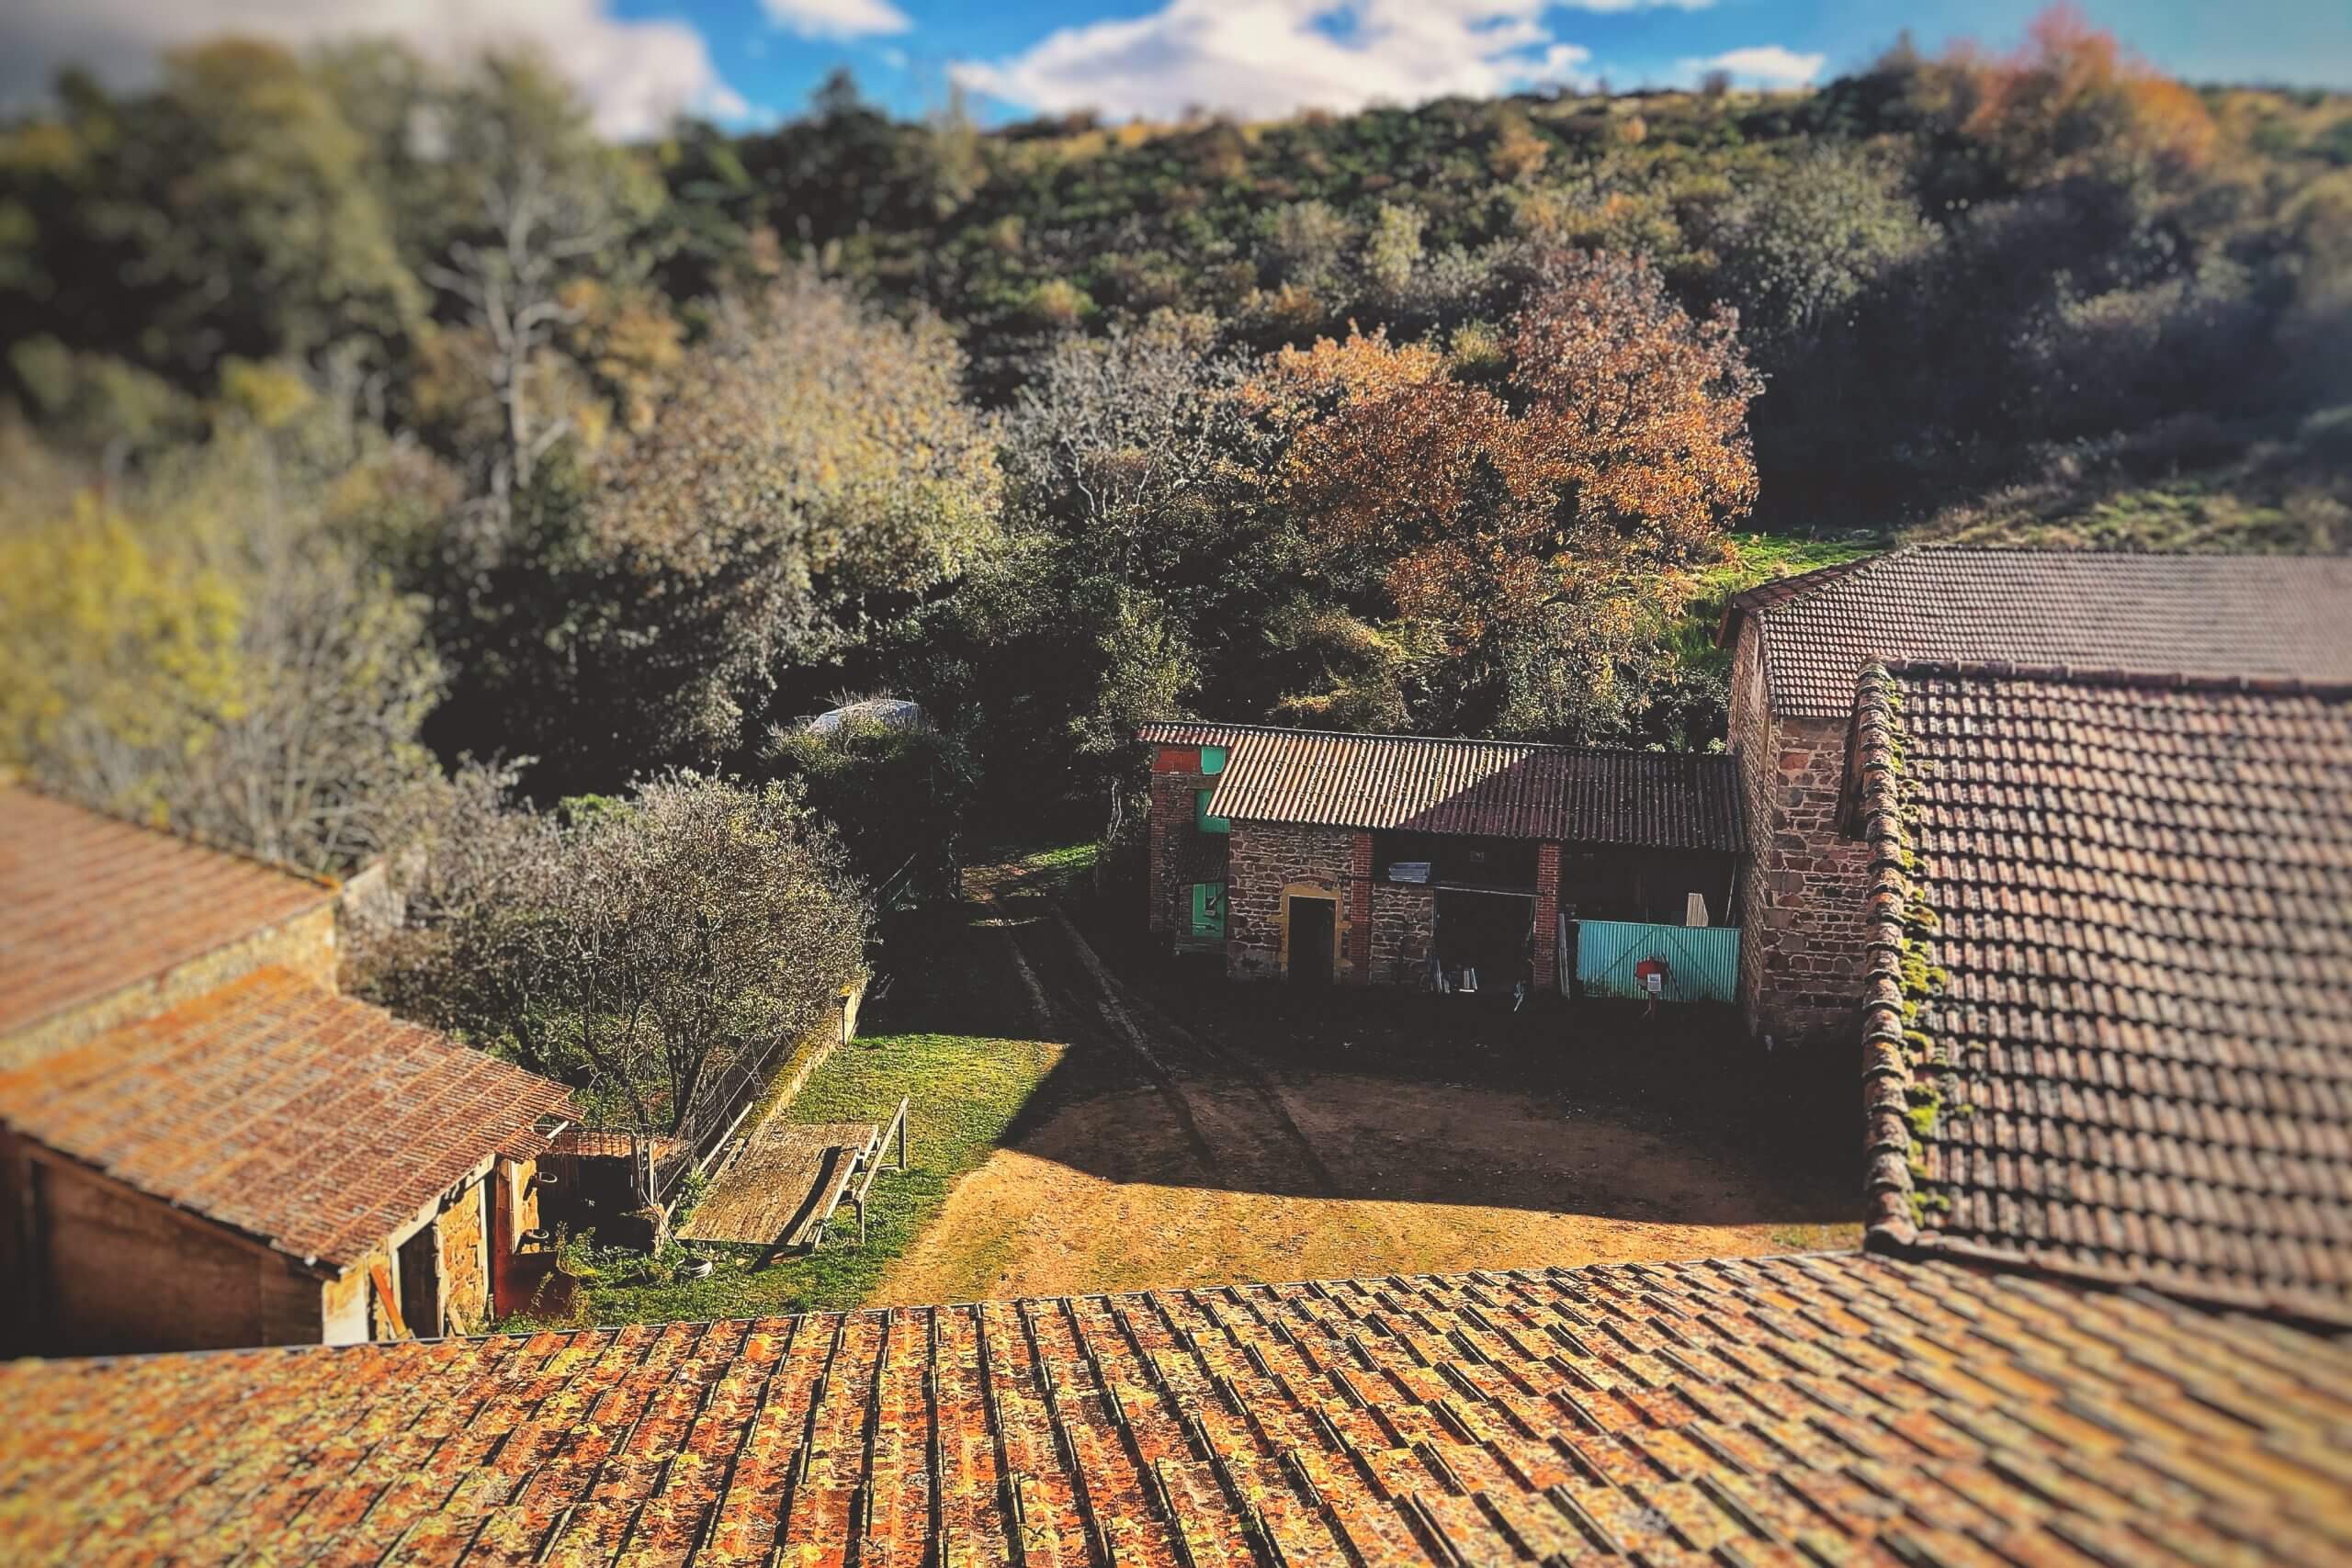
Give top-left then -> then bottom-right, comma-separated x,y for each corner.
874,864 -> 1855,1305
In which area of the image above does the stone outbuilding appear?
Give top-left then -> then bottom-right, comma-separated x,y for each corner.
0,786 -> 579,1356
1142,722 -> 1743,998
0,965 -> 576,1355
1720,548 -> 2352,1047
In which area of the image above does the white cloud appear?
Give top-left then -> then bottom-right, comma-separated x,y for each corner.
1679,44 -> 1827,87
3,0 -> 749,139
952,0 -> 1663,122
763,0 -> 912,41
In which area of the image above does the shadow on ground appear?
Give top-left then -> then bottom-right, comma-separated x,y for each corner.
854,856 -> 1864,1310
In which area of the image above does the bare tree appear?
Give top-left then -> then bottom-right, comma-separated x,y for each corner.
422,54 -> 652,522
1002,310 -> 1242,575
354,770 -> 872,1204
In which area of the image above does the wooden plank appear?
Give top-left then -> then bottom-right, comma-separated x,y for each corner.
677,1120 -> 876,1247
369,1262 -> 408,1340
783,1145 -> 855,1251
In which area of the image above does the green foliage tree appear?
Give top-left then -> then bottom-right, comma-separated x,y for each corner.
431,274 -> 1001,794
0,41 -> 420,400
766,712 -> 975,897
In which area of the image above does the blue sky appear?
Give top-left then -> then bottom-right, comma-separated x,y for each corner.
648,0 -> 2352,127
8,1 -> 2351,139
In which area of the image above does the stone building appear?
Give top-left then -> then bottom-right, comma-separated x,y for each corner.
0,787 -> 578,1356
1720,548 -> 2352,1047
0,965 -> 575,1355
1142,723 -> 1743,997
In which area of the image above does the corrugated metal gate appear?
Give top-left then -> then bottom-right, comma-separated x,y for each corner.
1566,919 -> 1740,1002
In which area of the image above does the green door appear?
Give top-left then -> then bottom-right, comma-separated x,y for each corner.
1189,881 -> 1227,940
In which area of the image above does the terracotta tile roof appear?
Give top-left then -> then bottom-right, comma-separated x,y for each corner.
4,1251 -> 2348,1565
1729,548 -> 2352,720
0,966 -> 577,1270
549,1128 -> 685,1161
0,787 -> 336,1040
1137,723 -> 1743,852
1854,663 -> 2352,1321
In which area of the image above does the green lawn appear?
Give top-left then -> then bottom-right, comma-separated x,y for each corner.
520,1029 -> 1063,1326
1670,530 -> 1883,671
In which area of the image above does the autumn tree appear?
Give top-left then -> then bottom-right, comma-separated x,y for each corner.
1940,6 -> 2218,190
1,419 -> 446,874
1282,251 -> 1761,736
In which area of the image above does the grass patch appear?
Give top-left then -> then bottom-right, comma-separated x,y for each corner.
519,1029 -> 1063,1327
1020,841 -> 1100,886
1768,1222 -> 1865,1253
1669,531 -> 1883,673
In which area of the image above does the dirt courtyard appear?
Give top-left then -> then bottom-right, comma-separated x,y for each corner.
876,1066 -> 1853,1303
871,868 -> 1856,1304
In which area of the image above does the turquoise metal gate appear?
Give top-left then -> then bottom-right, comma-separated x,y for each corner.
1572,919 -> 1739,1002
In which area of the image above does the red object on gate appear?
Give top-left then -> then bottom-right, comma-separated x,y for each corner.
1634,955 -> 1670,995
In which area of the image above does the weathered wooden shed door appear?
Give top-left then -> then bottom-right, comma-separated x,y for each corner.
1189,881 -> 1227,940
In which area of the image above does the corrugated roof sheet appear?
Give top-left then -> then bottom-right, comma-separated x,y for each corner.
0,787 -> 336,1042
1856,663 -> 2352,1321
1138,723 -> 1743,852
2,1251 -> 2346,1565
0,966 -> 577,1269
1735,548 -> 2352,720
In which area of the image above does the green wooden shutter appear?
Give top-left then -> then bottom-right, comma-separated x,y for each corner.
1190,882 -> 1227,939
1199,744 -> 1227,775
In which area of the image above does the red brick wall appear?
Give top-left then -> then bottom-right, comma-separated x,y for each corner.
1146,768 -> 1214,934
490,1156 -> 548,1323
1225,819 -> 1358,980
4,1147 -> 326,1355
1532,842 -> 1562,992
1731,624 -> 1873,1046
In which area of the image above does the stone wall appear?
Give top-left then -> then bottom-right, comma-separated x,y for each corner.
438,1173 -> 492,1335
1226,819 -> 1358,980
1730,625 -> 1873,1046
1367,880 -> 1436,985
0,902 -> 339,1072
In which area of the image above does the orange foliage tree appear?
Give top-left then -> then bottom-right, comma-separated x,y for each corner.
1279,253 -> 1761,697
1951,5 -> 2215,186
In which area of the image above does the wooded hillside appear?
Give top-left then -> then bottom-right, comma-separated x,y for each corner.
4,9 -> 2348,852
